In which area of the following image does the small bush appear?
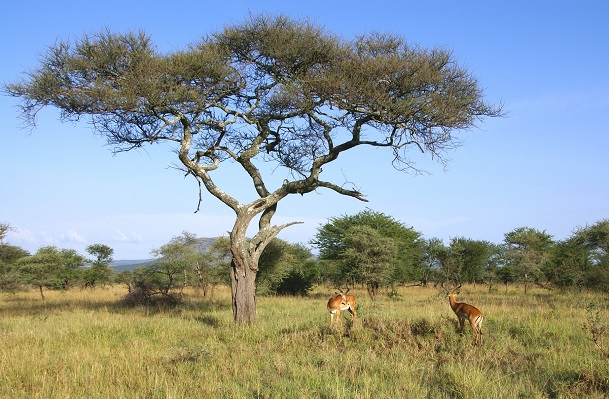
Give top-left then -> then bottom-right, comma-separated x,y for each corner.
119,286 -> 180,308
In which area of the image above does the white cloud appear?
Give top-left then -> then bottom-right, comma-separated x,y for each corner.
112,230 -> 128,242
112,229 -> 143,243
64,229 -> 86,243
7,226 -> 37,244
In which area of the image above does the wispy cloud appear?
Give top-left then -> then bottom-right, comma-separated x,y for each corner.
112,230 -> 144,243
64,229 -> 86,243
8,226 -> 37,244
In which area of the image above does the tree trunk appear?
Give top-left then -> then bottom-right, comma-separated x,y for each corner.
227,209 -> 263,325
230,257 -> 257,324
226,202 -> 296,324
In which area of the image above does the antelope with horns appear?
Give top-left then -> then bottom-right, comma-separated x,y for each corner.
441,283 -> 484,345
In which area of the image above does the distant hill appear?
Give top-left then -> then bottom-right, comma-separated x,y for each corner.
109,237 -> 221,272
109,259 -> 154,272
194,237 -> 220,253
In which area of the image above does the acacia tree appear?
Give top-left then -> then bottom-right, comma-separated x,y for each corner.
57,249 -> 87,289
504,227 -> 554,292
342,225 -> 398,299
548,219 -> 609,290
5,15 -> 501,323
448,237 -> 492,285
150,232 -> 205,296
18,246 -> 64,299
0,222 -> 29,291
422,237 -> 448,285
84,244 -> 114,287
312,209 -> 423,286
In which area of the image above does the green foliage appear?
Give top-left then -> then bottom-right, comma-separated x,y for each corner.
120,266 -> 179,308
150,233 -> 203,294
275,270 -> 314,296
342,225 -> 397,298
0,243 -> 29,291
546,238 -> 589,288
312,209 -> 424,287
83,244 -> 114,288
422,237 -> 495,285
257,239 -> 316,296
421,237 -> 448,284
18,246 -> 66,298
574,219 -> 609,255
447,237 -> 491,283
57,249 -> 86,289
542,220 -> 609,291
495,264 -> 515,288
3,243 -> 85,294
119,233 -> 236,305
86,244 -> 114,264
120,233 -> 204,305
504,227 -> 554,291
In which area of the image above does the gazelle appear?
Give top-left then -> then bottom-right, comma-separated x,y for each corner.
327,289 -> 357,323
441,283 -> 484,345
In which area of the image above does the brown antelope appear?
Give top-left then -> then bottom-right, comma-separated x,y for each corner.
441,283 -> 484,345
327,289 -> 357,323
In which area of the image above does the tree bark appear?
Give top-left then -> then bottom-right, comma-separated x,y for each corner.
229,256 -> 257,324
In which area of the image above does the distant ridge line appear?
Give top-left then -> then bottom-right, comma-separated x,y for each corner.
109,237 -> 221,272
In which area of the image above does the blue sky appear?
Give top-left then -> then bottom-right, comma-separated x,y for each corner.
1,1 -> 608,259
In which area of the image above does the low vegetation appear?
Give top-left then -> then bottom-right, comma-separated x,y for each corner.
1,284 -> 608,398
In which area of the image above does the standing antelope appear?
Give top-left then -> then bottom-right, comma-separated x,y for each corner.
327,289 -> 357,323
441,283 -> 484,345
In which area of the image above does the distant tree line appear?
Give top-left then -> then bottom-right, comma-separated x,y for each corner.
311,211 -> 609,296
1,214 -> 608,303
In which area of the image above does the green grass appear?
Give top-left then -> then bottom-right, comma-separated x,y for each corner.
1,285 -> 608,398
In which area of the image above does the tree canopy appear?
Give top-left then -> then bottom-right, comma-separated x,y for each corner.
312,209 -> 423,292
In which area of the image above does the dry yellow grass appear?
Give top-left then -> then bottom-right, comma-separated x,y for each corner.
1,284 -> 608,398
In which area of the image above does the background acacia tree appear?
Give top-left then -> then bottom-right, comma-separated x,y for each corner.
83,244 -> 114,288
447,237 -> 492,285
504,227 -> 554,292
0,223 -> 30,291
0,244 -> 29,291
312,209 -> 423,290
6,14 -> 501,324
547,219 -> 609,290
342,225 -> 397,299
57,249 -> 87,289
573,219 -> 609,290
121,233 -> 207,305
256,238 -> 316,296
18,246 -> 66,299
421,238 -> 448,285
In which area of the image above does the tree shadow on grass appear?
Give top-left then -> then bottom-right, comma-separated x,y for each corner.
0,290 -> 232,319
0,297 -> 117,317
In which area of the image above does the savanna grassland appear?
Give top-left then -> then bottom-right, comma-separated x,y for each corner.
1,285 -> 608,399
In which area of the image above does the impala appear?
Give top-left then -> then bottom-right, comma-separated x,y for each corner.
327,289 -> 357,323
441,283 -> 484,345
